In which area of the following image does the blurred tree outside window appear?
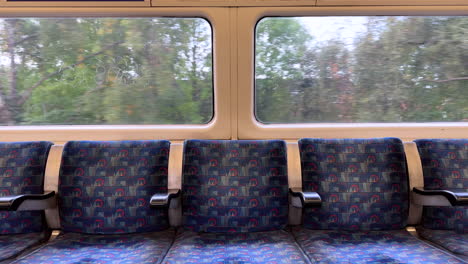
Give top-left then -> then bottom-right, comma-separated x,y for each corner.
0,18 -> 213,125
256,17 -> 468,123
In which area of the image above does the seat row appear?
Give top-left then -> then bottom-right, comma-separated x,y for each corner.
0,138 -> 466,263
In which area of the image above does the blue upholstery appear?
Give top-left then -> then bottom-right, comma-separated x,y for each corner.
14,140 -> 175,263
0,141 -> 53,234
14,229 -> 175,264
298,138 -> 409,231
163,230 -> 311,264
0,232 -> 49,261
182,140 -> 289,233
414,139 -> 467,259
0,141 -> 52,262
417,227 -> 468,261
59,140 -> 170,234
165,139 -> 310,263
293,227 -> 465,264
414,139 -> 467,233
296,138 -> 463,263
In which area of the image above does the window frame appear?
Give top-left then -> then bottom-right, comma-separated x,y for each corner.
316,0 -> 468,6
0,7 -> 231,143
0,0 -> 151,7
238,6 -> 468,141
0,4 -> 466,143
151,0 -> 317,7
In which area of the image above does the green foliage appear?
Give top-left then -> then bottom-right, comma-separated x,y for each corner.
0,18 -> 213,125
256,18 -> 311,123
0,16 -> 465,125
256,16 -> 468,123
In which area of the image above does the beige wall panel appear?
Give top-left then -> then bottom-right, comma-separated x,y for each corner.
230,8 -> 238,139
0,124 -> 229,143
236,0 -> 316,6
151,0 -> 316,6
317,0 -> 468,6
1,0 -> 150,7
152,0 -> 233,6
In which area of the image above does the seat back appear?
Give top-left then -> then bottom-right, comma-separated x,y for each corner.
414,139 -> 467,233
298,138 -> 409,231
182,140 -> 288,233
59,140 -> 170,234
0,141 -> 53,234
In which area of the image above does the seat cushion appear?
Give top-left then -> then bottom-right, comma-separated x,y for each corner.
182,140 -> 289,233
298,138 -> 409,231
0,231 -> 49,261
14,229 -> 175,264
417,227 -> 468,261
0,141 -> 53,234
414,139 -> 467,233
162,229 -> 311,264
293,227 -> 465,264
59,140 -> 171,234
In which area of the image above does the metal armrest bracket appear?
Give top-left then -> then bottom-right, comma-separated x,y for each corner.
412,187 -> 468,206
150,189 -> 181,208
289,188 -> 321,208
0,191 -> 56,211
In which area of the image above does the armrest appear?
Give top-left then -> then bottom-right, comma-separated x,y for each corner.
0,191 -> 56,211
289,188 -> 321,208
412,187 -> 468,206
150,189 -> 181,208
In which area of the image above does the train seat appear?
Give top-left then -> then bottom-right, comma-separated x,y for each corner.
13,140 -> 175,264
293,138 -> 465,264
162,140 -> 310,264
0,141 -> 53,262
414,139 -> 467,261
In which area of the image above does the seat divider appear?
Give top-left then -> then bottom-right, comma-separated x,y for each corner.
403,142 -> 424,225
286,141 -> 302,226
168,141 -> 184,227
44,144 -> 64,231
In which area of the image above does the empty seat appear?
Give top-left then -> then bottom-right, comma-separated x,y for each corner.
414,139 -> 467,260
162,140 -> 310,264
14,140 -> 175,264
294,138 -> 465,264
0,141 -> 53,262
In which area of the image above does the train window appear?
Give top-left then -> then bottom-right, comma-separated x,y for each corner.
255,16 -> 468,124
0,17 -> 213,126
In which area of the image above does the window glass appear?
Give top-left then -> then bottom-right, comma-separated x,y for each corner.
0,18 -> 212,125
255,17 -> 468,123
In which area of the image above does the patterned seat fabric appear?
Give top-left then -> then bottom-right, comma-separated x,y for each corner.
296,138 -> 464,263
0,141 -> 53,235
59,140 -> 171,234
292,227 -> 465,264
163,229 -> 311,264
416,227 -> 468,261
414,139 -> 467,234
182,140 -> 289,233
13,229 -> 175,264
414,139 -> 467,259
164,140 -> 310,263
0,232 -> 49,261
298,138 -> 409,231
14,140 -> 175,264
0,141 -> 53,262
